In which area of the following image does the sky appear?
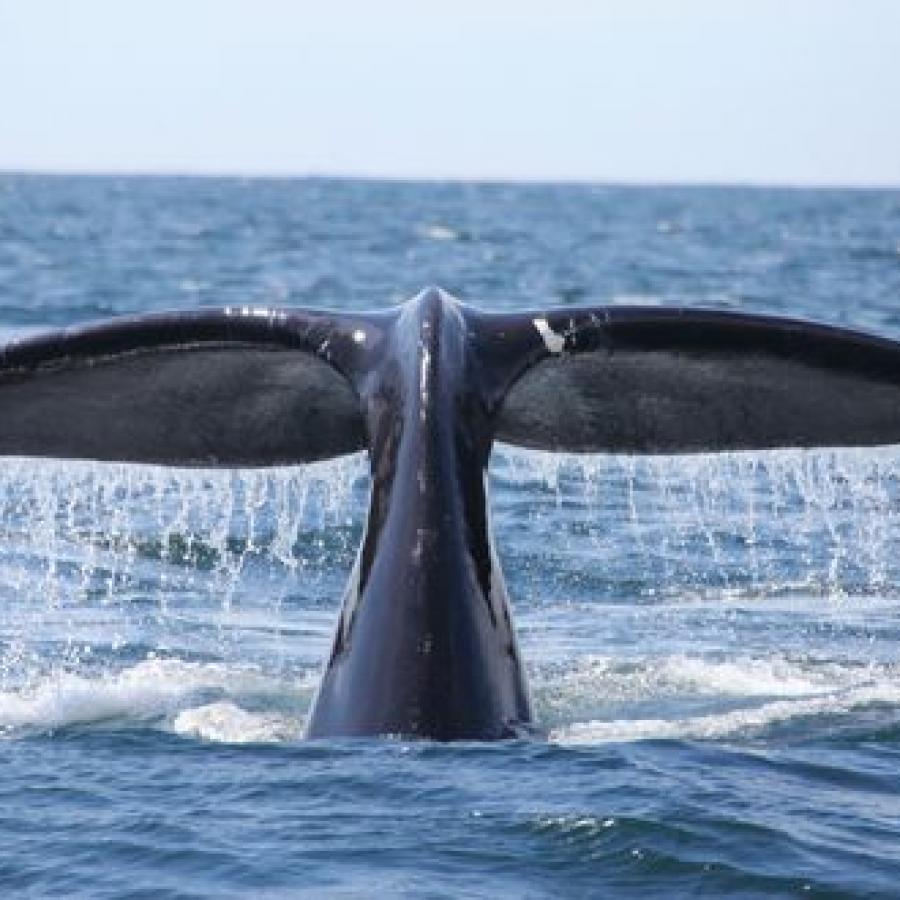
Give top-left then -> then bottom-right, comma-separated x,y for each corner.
1,0 -> 899,186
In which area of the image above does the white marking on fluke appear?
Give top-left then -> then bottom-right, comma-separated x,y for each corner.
352,329 -> 366,345
533,317 -> 565,354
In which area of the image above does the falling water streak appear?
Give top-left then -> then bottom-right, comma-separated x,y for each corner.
0,455 -> 370,679
2,447 -> 900,698
5,448 -> 900,605
490,443 -> 900,601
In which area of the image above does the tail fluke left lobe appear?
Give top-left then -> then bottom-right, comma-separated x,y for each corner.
473,306 -> 900,454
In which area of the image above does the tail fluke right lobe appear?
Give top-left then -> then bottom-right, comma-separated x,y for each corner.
0,308 -> 370,466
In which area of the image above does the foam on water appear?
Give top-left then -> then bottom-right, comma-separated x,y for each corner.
539,652 -> 900,743
537,652 -> 847,704
0,656 -> 315,738
553,682 -> 900,744
172,701 -> 302,744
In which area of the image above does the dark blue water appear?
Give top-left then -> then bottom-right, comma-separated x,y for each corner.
1,174 -> 900,898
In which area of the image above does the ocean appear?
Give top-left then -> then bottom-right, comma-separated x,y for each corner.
1,174 -> 899,897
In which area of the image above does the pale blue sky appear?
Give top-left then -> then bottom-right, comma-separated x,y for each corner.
1,0 -> 898,185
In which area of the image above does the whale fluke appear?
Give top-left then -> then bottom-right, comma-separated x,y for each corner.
478,307 -> 900,454
0,308 -> 387,465
2,288 -> 900,740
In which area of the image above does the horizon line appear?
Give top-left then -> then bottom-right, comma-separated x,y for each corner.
2,165 -> 898,193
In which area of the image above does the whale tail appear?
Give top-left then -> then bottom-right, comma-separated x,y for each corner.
2,303 -> 900,463
4,296 -> 900,741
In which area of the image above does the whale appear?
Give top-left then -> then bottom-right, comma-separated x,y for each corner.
3,286 -> 900,739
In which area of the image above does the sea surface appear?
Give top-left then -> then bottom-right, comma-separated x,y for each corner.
1,174 -> 900,898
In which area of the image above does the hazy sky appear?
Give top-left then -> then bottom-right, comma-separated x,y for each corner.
1,0 -> 899,185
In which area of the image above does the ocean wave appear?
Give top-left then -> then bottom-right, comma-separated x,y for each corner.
535,652 -> 864,705
0,657 -> 314,738
549,654 -> 900,744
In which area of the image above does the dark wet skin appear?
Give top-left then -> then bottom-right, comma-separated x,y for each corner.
305,289 -> 534,739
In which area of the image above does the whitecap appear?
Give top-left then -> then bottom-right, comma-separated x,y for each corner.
417,223 -> 459,241
552,682 -> 900,745
0,657 -> 311,736
171,701 -> 301,744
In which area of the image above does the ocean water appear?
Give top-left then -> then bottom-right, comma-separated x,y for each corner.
1,174 -> 900,898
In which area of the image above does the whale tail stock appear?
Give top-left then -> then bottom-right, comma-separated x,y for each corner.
1,301 -> 900,463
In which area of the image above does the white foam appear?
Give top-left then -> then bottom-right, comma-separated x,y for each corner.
172,701 -> 301,744
537,653 -> 838,708
0,657 -> 311,737
659,655 -> 824,697
552,683 -> 900,744
544,653 -> 900,744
